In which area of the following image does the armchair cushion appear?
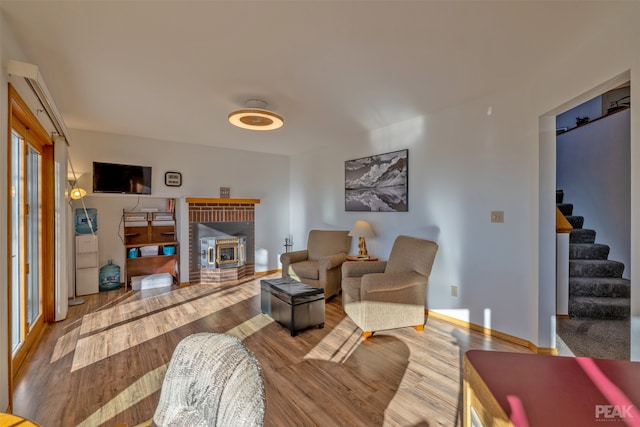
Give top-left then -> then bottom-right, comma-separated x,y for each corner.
289,260 -> 320,280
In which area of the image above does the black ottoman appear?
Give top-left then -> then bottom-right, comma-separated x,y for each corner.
260,277 -> 325,336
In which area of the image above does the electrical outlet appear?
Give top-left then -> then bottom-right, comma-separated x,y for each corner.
451,285 -> 458,297
491,210 -> 504,223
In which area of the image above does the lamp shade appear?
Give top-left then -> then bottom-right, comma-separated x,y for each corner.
70,187 -> 87,200
348,220 -> 375,237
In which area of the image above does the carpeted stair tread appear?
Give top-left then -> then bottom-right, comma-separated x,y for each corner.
570,229 -> 596,244
569,243 -> 609,260
569,277 -> 630,298
561,192 -> 630,321
557,203 -> 573,216
565,215 -> 584,229
569,259 -> 625,278
569,296 -> 630,320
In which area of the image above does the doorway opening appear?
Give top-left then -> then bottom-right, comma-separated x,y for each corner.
555,84 -> 631,359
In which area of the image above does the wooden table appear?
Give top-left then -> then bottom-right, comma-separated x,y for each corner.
463,350 -> 640,427
0,413 -> 39,426
345,255 -> 379,261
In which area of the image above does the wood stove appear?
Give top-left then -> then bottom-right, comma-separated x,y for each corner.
199,235 -> 246,269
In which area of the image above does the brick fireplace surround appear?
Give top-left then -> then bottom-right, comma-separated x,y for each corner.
187,198 -> 259,284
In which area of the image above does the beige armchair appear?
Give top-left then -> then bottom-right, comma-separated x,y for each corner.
280,230 -> 351,298
342,235 -> 438,338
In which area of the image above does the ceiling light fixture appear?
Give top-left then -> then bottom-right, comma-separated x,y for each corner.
228,99 -> 284,131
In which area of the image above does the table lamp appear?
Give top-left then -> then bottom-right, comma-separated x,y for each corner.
348,220 -> 375,258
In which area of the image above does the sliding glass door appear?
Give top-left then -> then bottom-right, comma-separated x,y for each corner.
10,128 -> 43,358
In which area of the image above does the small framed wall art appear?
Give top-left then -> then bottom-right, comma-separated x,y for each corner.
164,171 -> 182,187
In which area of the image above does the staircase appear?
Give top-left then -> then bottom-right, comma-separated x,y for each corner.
557,190 -> 630,319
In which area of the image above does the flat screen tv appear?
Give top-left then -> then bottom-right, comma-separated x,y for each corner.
93,162 -> 152,195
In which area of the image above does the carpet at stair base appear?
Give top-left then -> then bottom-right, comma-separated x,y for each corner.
568,296 -> 630,320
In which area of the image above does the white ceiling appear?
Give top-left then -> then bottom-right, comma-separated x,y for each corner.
1,1 -> 613,156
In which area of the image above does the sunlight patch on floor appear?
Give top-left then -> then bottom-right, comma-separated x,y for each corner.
225,313 -> 274,341
50,324 -> 80,363
76,313 -> 271,426
75,363 -> 168,427
51,286 -> 215,363
80,285 -> 214,335
70,285 -> 251,371
304,316 -> 362,364
555,334 -> 576,357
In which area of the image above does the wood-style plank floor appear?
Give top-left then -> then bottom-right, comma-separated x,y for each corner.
12,274 -> 531,427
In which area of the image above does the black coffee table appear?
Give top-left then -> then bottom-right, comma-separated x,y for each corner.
260,277 -> 325,336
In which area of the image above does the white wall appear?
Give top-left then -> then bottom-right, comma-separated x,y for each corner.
68,129 -> 290,284
557,110 -> 631,279
290,5 -> 640,348
291,88 -> 539,342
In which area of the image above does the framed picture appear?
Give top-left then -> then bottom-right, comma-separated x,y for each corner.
164,171 -> 182,187
345,149 -> 408,212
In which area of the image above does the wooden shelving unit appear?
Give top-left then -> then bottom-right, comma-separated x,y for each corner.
123,210 -> 179,289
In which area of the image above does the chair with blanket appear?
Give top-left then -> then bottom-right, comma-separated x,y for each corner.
153,333 -> 265,427
279,230 -> 351,298
341,235 -> 438,338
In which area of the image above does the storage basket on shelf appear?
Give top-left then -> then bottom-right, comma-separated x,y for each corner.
140,245 -> 159,257
99,259 -> 120,291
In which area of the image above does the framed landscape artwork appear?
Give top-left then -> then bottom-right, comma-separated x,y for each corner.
345,149 -> 408,212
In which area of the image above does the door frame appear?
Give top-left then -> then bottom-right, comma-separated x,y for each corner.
6,83 -> 55,411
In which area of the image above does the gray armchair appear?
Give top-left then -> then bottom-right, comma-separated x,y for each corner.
342,235 -> 438,338
280,230 -> 351,298
153,333 -> 265,426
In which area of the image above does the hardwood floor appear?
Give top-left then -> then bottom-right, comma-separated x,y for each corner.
12,274 -> 531,427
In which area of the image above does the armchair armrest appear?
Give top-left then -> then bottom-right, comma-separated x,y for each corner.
319,253 -> 348,271
361,271 -> 427,294
280,250 -> 309,277
280,250 -> 309,265
342,260 -> 387,278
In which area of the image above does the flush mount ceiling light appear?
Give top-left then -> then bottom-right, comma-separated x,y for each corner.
228,99 -> 284,131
